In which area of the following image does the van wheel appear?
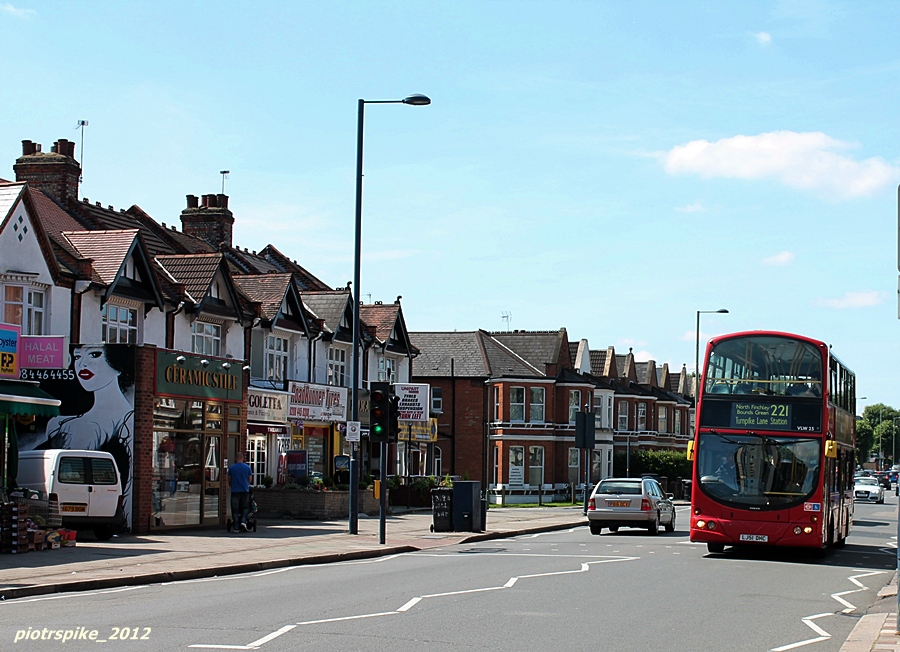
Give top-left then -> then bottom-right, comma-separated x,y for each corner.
94,526 -> 115,541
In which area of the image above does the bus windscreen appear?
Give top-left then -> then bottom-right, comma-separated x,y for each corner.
704,336 -> 823,398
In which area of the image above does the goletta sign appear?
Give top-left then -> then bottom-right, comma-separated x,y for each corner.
156,350 -> 243,400
248,388 -> 289,423
287,381 -> 347,422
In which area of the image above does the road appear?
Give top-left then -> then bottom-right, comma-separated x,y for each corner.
0,500 -> 896,652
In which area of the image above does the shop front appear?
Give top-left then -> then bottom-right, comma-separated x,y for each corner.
151,350 -> 244,529
247,387 -> 290,486
287,381 -> 348,481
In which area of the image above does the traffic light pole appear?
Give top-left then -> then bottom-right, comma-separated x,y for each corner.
379,441 -> 387,544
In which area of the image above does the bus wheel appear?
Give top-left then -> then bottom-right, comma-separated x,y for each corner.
706,542 -> 725,554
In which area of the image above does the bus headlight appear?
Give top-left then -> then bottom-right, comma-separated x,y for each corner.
803,526 -> 813,534
706,520 -> 716,530
793,526 -> 802,535
696,520 -> 706,529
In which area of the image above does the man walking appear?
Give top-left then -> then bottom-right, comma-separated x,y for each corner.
228,452 -> 252,532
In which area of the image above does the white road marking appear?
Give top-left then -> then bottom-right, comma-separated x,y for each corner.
190,552 -> 637,648
769,571 -> 887,651
0,585 -> 148,605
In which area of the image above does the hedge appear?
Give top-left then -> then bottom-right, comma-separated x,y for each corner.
613,449 -> 691,479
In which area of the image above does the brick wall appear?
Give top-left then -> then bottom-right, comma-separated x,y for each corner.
132,344 -> 158,534
253,489 -> 380,519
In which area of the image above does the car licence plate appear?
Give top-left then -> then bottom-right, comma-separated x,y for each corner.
607,501 -> 630,507
739,534 -> 768,543
855,492 -> 867,498
61,505 -> 86,513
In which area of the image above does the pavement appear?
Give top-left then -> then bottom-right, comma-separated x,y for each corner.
1,504 -> 897,652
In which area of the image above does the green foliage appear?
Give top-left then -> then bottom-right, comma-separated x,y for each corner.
323,475 -> 335,488
295,474 -> 310,488
336,483 -> 350,491
284,483 -> 300,491
261,475 -> 274,489
410,476 -> 437,495
860,403 -> 900,466
386,475 -> 402,491
856,420 -> 874,465
439,474 -> 454,488
613,450 -> 692,479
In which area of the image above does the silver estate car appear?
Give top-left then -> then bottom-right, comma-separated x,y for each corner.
587,477 -> 676,535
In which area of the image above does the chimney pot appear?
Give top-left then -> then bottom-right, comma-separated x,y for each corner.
208,194 -> 218,208
161,223 -> 166,228
35,144 -> 41,153
21,140 -> 35,156
51,143 -> 58,153
216,194 -> 228,209
96,201 -> 101,206
186,194 -> 198,208
201,195 -> 210,208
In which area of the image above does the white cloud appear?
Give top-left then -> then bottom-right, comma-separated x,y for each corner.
662,131 -> 900,200
676,201 -> 706,213
761,251 -> 795,266
631,350 -> 655,363
815,290 -> 883,309
753,31 -> 773,46
1,3 -> 36,17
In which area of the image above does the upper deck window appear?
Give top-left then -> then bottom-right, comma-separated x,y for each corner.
704,336 -> 823,398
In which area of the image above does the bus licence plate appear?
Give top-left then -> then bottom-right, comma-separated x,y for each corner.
61,505 -> 86,513
607,501 -> 630,507
739,534 -> 768,543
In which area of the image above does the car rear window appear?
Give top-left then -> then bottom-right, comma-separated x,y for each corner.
91,458 -> 118,485
58,457 -> 86,484
597,481 -> 642,495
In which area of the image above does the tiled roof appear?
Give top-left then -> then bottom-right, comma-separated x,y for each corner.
636,361 -> 652,384
568,342 -> 579,364
73,200 -> 175,256
589,350 -> 607,375
360,303 -> 399,343
29,190 -> 89,258
491,330 -> 566,370
302,291 -> 350,333
126,206 -> 215,255
481,333 -> 543,377
410,332 -> 489,377
63,229 -> 138,285
616,355 -> 628,377
156,253 -> 224,304
0,183 -> 24,224
258,245 -> 330,291
233,273 -> 293,320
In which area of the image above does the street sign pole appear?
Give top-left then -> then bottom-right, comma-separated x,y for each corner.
379,441 -> 387,545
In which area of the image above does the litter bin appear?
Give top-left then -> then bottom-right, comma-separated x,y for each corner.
431,487 -> 453,533
452,481 -> 482,532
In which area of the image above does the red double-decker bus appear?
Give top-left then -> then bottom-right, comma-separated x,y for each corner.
689,331 -> 856,553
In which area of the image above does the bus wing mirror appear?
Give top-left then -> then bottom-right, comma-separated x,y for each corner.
686,440 -> 695,461
825,440 -> 837,458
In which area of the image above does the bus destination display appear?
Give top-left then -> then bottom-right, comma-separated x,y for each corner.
731,402 -> 793,430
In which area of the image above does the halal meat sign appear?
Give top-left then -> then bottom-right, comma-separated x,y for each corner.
394,383 -> 430,422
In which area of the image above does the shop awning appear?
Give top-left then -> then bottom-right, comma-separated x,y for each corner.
0,379 -> 61,417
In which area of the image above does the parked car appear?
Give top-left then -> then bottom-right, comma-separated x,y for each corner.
586,477 -> 675,535
873,472 -> 892,489
853,477 -> 885,504
17,450 -> 125,540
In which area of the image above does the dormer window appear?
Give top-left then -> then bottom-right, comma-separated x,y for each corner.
123,257 -> 142,281
192,320 -> 222,356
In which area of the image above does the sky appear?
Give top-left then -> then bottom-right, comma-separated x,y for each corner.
2,1 -> 899,410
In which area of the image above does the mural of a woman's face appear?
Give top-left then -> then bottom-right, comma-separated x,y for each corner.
74,345 -> 120,392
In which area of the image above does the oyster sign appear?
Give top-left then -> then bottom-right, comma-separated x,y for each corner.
287,381 -> 348,422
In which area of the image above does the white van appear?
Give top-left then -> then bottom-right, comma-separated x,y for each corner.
17,450 -> 124,540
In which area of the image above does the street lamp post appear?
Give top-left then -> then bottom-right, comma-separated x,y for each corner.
350,94 -> 430,539
694,309 -> 729,428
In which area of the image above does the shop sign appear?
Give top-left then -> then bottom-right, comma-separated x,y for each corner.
248,388 -> 289,423
0,323 -> 20,378
20,335 -> 68,370
285,449 -> 308,483
287,381 -> 347,422
398,417 -> 439,442
156,350 -> 243,400
394,383 -> 429,422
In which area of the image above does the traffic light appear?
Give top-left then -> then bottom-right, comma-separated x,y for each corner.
370,382 -> 391,443
389,393 -> 400,442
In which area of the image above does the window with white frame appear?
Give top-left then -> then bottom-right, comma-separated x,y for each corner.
529,387 -> 545,422
266,334 -> 289,381
509,387 -> 525,422
658,406 -> 668,433
528,446 -> 544,486
433,446 -> 442,477
191,320 -> 221,355
493,386 -> 500,421
492,446 -> 499,485
674,411 -> 683,436
607,396 -> 613,429
103,303 -> 140,344
378,356 -> 396,382
637,402 -> 647,430
327,346 -> 346,386
431,386 -> 443,413
246,436 -> 267,487
568,447 -> 579,484
593,395 -> 603,429
617,401 -> 628,430
1,286 -> 45,335
690,411 -> 695,436
607,448 -> 613,477
568,390 -> 581,424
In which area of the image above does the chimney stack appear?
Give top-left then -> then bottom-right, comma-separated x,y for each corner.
14,138 -> 82,206
180,191 -> 234,249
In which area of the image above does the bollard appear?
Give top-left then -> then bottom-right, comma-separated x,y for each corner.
538,483 -> 543,506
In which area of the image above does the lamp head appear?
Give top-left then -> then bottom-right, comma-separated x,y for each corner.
402,94 -> 431,106
716,309 -> 729,314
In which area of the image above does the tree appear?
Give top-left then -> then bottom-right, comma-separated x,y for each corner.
856,419 -> 873,466
860,403 -> 899,468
